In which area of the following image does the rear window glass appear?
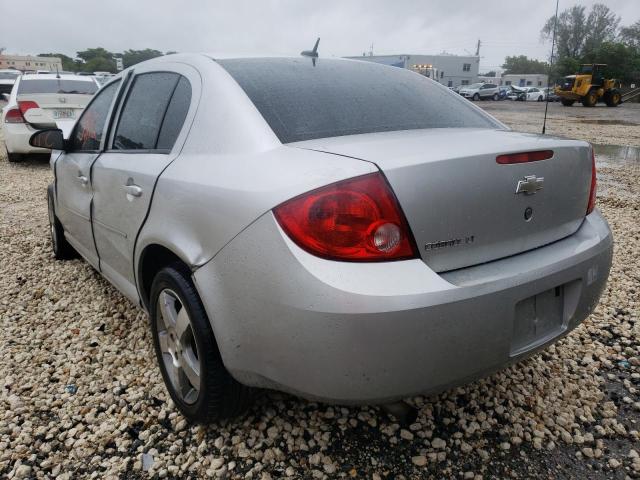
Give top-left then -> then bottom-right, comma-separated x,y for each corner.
218,58 -> 500,143
113,72 -> 179,150
18,79 -> 98,95
0,72 -> 19,80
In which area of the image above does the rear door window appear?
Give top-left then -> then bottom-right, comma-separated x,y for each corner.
18,79 -> 98,95
112,72 -> 180,151
156,76 -> 192,150
70,80 -> 121,151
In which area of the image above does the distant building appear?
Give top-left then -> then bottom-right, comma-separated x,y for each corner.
0,54 -> 63,72
344,54 -> 479,88
499,74 -> 548,88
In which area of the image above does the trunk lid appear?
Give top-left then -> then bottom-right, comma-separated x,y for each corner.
292,128 -> 592,272
17,93 -> 93,122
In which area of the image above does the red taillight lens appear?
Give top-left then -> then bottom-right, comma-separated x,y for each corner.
496,150 -> 553,164
586,147 -> 597,215
273,173 -> 418,261
18,100 -> 39,115
4,108 -> 24,123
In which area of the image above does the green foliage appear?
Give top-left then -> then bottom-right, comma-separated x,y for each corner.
76,47 -> 115,63
38,53 -> 81,72
502,56 -> 548,74
479,71 -> 497,77
621,20 -> 640,49
540,3 -> 639,83
122,49 -> 163,68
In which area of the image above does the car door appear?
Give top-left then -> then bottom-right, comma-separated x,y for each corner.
54,79 -> 122,267
91,66 -> 196,302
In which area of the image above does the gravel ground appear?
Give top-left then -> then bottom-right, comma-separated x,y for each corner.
1,102 -> 639,479
481,101 -> 640,147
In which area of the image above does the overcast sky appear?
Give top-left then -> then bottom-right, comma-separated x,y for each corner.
3,0 -> 637,72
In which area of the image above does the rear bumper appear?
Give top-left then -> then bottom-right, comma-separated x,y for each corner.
193,210 -> 613,404
3,122 -> 50,154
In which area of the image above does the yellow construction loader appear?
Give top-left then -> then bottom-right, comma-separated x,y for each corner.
556,64 -> 621,107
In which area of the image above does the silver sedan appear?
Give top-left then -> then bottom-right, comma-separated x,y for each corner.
31,54 -> 613,423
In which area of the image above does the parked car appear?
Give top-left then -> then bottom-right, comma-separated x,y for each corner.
0,69 -> 21,96
543,87 -> 560,102
459,82 -> 500,100
33,54 -> 612,423
525,87 -> 546,102
2,73 -> 99,162
507,86 -> 527,101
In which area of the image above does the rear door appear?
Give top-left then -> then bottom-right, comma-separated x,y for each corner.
91,65 -> 196,301
54,79 -> 122,267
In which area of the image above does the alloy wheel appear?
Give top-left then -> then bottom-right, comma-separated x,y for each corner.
156,289 -> 201,404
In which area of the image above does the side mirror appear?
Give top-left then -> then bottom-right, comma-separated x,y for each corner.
29,128 -> 66,150
23,108 -> 57,128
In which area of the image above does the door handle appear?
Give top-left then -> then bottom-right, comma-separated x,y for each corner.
77,175 -> 89,186
123,184 -> 143,197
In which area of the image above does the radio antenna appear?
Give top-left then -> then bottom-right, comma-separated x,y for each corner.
542,0 -> 560,134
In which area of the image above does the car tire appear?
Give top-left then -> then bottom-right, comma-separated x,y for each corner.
149,262 -> 253,423
492,93 -> 499,101
561,99 -> 575,107
472,93 -> 480,101
581,90 -> 598,107
537,96 -> 543,102
6,148 -> 21,163
47,185 -> 77,260
604,90 -> 621,107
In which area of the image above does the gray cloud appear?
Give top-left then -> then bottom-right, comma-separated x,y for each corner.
3,0 -> 637,71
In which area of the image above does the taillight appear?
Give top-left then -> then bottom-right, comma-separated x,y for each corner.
4,108 -> 24,123
18,100 -> 39,115
496,150 -> 553,164
273,172 -> 418,261
586,146 -> 597,215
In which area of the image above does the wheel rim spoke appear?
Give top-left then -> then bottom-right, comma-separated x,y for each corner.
158,330 -> 169,353
155,288 -> 200,405
181,349 -> 201,389
158,291 -> 178,328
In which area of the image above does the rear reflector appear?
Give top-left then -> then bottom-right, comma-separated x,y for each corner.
273,173 -> 418,262
4,108 -> 24,123
586,146 -> 597,215
496,150 -> 553,164
18,100 -> 39,115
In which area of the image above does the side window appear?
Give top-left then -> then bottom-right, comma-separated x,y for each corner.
70,80 -> 121,152
112,72 -> 179,150
156,76 -> 192,150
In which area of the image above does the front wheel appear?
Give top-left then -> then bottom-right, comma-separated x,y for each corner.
472,93 -> 480,101
581,90 -> 598,107
47,185 -> 77,260
537,96 -> 543,102
561,99 -> 575,106
150,263 -> 253,423
605,90 -> 621,107
492,93 -> 499,101
6,148 -> 21,163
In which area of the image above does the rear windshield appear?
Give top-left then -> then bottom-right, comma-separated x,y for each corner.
0,72 -> 19,80
18,79 -> 98,95
218,58 -> 500,143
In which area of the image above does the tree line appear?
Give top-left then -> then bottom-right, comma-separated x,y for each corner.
37,48 -> 175,73
488,3 -> 639,83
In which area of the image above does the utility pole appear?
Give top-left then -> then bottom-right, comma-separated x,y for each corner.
475,39 -> 481,57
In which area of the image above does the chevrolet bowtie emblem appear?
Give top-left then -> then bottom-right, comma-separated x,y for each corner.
515,175 -> 544,195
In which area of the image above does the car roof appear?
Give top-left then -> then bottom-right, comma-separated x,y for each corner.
19,73 -> 97,81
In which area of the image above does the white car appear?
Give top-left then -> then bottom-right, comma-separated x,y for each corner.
0,69 -> 21,96
508,87 -> 546,102
1,74 -> 99,161
459,83 -> 500,101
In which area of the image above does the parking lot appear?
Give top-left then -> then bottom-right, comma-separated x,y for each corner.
1,100 -> 639,479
